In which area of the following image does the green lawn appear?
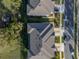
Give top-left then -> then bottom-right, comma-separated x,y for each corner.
61,52 -> 64,58
0,48 -> 22,59
27,16 -> 55,23
62,36 -> 64,43
0,0 -> 27,59
74,18 -> 77,59
0,22 -> 24,59
55,36 -> 64,43
51,51 -> 60,59
55,51 -> 60,59
55,36 -> 60,43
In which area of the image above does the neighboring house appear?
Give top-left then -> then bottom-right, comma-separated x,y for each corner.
64,0 -> 74,59
27,22 -> 55,59
27,25 -> 42,56
27,0 -> 55,16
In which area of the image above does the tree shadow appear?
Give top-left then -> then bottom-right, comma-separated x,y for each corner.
20,23 -> 28,59
19,0 -> 28,59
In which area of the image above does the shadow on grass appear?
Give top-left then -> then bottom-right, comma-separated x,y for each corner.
19,0 -> 28,59
20,22 -> 28,59
27,16 -> 50,23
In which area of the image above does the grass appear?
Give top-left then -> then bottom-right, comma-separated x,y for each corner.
55,0 -> 60,4
0,47 -> 22,59
2,0 -> 21,13
27,16 -> 60,27
51,51 -> 60,59
0,22 -> 24,59
55,36 -> 60,43
55,51 -> 60,59
27,16 -> 55,23
54,13 -> 60,27
74,19 -> 77,59
74,46 -> 77,59
61,52 -> 64,58
27,13 -> 60,28
62,36 -> 64,43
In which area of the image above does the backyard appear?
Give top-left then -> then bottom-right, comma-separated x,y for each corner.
0,0 -> 27,59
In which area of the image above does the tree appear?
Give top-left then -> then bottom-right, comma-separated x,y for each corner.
0,22 -> 23,59
1,0 -> 22,14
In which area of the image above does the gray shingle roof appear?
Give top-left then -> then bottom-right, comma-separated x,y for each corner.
27,5 -> 32,13
28,23 -> 49,33
27,25 -> 32,32
27,0 -> 55,16
29,0 -> 40,8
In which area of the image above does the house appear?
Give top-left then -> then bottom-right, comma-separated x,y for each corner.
28,25 -> 42,56
27,22 -> 55,59
27,0 -> 55,16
